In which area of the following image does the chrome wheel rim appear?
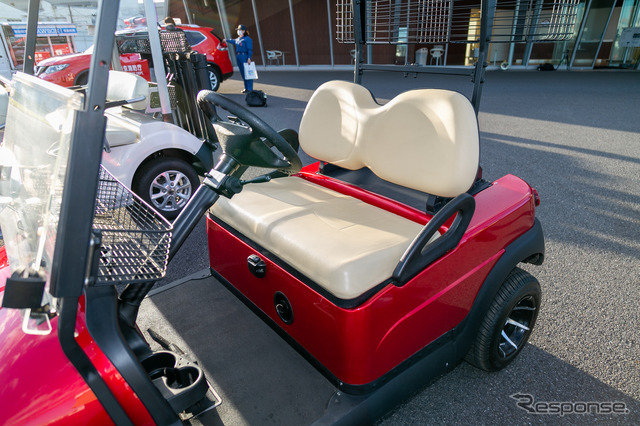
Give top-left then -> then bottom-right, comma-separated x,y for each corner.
149,170 -> 192,212
209,70 -> 218,89
498,295 -> 536,359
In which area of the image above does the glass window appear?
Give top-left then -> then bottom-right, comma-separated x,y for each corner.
572,0 -> 616,67
184,30 -> 206,47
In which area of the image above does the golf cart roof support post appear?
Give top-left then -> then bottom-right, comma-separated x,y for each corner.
471,0 -> 495,115
143,0 -> 173,118
43,0 -> 137,421
23,0 -> 40,74
49,1 -> 117,298
85,285 -> 181,425
57,296 -> 133,425
353,0 -> 365,84
44,1 -> 180,421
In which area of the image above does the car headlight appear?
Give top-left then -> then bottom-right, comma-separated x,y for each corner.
42,64 -> 70,74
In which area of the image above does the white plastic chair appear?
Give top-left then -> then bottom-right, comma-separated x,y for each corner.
266,50 -> 283,65
430,45 -> 444,66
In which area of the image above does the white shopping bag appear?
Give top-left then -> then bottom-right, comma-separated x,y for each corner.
244,62 -> 258,80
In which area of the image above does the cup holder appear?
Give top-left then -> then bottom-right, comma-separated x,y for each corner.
141,351 -> 176,380
140,351 -> 208,414
165,366 -> 200,390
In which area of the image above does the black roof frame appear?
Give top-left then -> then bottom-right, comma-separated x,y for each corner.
350,0 -> 496,114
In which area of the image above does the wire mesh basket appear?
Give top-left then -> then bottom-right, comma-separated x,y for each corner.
336,0 -> 580,44
116,30 -> 192,55
92,167 -> 172,285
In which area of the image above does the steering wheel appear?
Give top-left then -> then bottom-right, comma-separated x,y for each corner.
197,90 -> 302,175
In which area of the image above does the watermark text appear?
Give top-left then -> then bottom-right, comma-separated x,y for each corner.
511,393 -> 630,417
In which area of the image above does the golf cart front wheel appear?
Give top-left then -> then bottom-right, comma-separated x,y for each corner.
466,267 -> 541,372
134,157 -> 199,220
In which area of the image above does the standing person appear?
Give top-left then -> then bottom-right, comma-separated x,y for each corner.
163,17 -> 181,32
226,25 -> 254,93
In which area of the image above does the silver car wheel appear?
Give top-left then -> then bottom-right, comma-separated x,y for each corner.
149,170 -> 193,212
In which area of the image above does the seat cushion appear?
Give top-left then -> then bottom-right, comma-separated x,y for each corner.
211,177 -> 425,300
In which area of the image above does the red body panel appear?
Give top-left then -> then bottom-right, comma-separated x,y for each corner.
37,52 -> 91,86
0,304 -> 111,425
207,171 -> 536,386
37,53 -> 149,87
176,25 -> 233,76
0,247 -> 7,271
0,260 -> 154,424
119,54 -> 152,80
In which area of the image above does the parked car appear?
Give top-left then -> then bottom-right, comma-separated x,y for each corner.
32,25 -> 223,220
35,24 -> 233,91
35,46 -> 145,86
177,24 -> 233,90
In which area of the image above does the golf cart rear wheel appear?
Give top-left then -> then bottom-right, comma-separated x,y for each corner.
134,157 -> 199,220
208,65 -> 221,91
466,267 -> 541,372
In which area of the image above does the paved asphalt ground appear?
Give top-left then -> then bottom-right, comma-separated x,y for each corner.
161,68 -> 640,424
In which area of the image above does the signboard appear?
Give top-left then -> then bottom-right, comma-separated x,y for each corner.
9,24 -> 78,37
620,28 -> 640,48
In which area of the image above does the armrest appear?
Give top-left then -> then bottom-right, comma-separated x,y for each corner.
393,193 -> 475,283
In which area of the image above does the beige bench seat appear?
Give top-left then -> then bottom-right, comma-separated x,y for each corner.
211,177 -> 424,300
210,80 -> 479,300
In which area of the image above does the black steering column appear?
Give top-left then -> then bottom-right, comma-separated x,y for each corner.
118,90 -> 302,337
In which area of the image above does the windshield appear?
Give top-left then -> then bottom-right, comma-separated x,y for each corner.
0,0 -> 170,284
0,74 -> 83,286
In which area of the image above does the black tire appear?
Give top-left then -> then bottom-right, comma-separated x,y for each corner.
207,65 -> 221,91
74,71 -> 88,86
133,157 -> 199,220
466,267 -> 541,372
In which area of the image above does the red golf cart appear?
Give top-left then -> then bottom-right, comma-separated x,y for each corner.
0,0 -> 578,423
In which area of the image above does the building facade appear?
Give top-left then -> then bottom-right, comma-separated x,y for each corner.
167,0 -> 639,70
0,0 -> 638,71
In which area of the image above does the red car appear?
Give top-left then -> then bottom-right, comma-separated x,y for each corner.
35,24 -> 233,90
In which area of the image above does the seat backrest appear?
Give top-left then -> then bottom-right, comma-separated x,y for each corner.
299,80 -> 479,198
106,70 -> 148,110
